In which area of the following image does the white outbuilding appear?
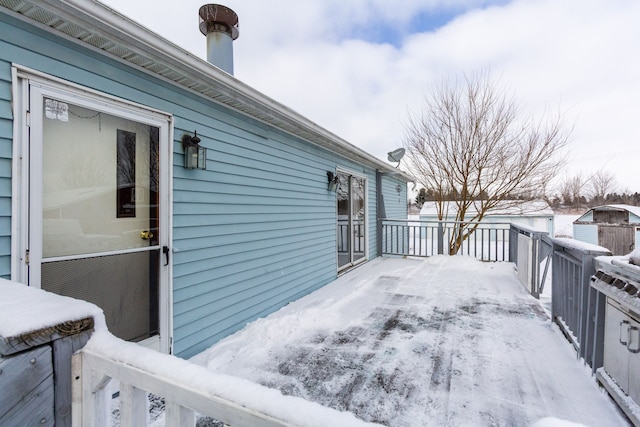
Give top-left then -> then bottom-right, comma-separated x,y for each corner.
419,200 -> 555,235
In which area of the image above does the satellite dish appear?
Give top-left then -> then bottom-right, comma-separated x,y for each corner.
387,148 -> 405,167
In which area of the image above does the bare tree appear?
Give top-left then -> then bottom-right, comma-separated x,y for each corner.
587,170 -> 617,205
557,172 -> 587,207
403,72 -> 570,254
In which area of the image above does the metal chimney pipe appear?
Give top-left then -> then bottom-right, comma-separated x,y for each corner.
198,4 -> 239,75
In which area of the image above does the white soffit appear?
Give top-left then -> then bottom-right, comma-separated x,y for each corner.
0,0 -> 413,181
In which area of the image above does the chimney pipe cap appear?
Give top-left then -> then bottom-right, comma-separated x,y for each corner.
199,4 -> 239,39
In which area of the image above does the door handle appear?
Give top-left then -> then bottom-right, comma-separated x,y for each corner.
628,326 -> 640,353
163,246 -> 170,266
620,320 -> 630,345
140,230 -> 154,240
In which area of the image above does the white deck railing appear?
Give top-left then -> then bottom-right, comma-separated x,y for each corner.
72,333 -> 380,427
380,219 -> 511,261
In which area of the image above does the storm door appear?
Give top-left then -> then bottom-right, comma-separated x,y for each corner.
337,171 -> 367,271
24,81 -> 171,351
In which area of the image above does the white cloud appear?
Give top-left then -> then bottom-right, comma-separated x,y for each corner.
102,0 -> 640,191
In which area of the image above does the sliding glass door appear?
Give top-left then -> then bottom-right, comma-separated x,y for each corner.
337,172 -> 367,271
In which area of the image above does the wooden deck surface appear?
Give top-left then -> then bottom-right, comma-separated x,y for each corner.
200,256 -> 630,426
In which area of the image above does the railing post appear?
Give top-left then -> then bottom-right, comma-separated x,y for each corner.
71,352 -> 83,427
437,222 -> 444,255
74,352 -> 110,427
120,383 -> 148,427
165,401 -> 196,427
508,225 -> 517,263
377,219 -> 383,256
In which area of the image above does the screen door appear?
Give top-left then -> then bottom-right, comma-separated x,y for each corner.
27,84 -> 169,347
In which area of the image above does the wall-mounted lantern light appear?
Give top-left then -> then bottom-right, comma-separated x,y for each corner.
327,171 -> 339,191
181,131 -> 206,170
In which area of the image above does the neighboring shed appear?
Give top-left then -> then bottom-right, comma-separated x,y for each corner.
573,204 -> 640,256
419,200 -> 555,236
0,1 -> 412,358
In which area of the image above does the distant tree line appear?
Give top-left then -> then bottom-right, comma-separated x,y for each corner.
414,188 -> 490,207
413,169 -> 640,210
549,170 -> 640,209
414,187 -> 540,208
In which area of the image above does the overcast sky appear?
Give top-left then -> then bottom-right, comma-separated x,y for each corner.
101,0 -> 640,193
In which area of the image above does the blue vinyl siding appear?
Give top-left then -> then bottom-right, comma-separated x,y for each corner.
367,167 -> 378,261
382,175 -> 407,220
577,211 -> 593,222
0,12 -> 395,358
0,60 -> 12,278
171,127 -> 342,355
380,175 -> 408,256
573,224 -> 598,246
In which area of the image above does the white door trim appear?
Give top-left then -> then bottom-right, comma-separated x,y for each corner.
336,168 -> 369,272
11,66 -> 174,353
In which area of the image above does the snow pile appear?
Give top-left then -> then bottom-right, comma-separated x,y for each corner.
554,237 -> 611,254
628,247 -> 640,266
0,277 -> 105,338
553,214 -> 580,238
194,256 -> 627,426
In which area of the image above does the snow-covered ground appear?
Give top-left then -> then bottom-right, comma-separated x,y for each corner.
193,256 -> 628,427
554,214 -> 581,238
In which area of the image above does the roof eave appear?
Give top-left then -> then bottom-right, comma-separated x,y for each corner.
0,0 -> 413,181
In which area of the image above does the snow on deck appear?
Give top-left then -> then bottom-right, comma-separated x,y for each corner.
193,256 -> 628,426
0,278 -> 105,338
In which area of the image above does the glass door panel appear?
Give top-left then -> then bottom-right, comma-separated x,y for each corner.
336,172 -> 366,271
38,97 -> 160,342
337,173 -> 350,269
41,100 -> 159,257
352,177 -> 366,263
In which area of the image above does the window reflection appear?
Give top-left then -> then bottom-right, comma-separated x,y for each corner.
42,99 -> 159,258
117,130 -> 137,218
337,173 -> 366,269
